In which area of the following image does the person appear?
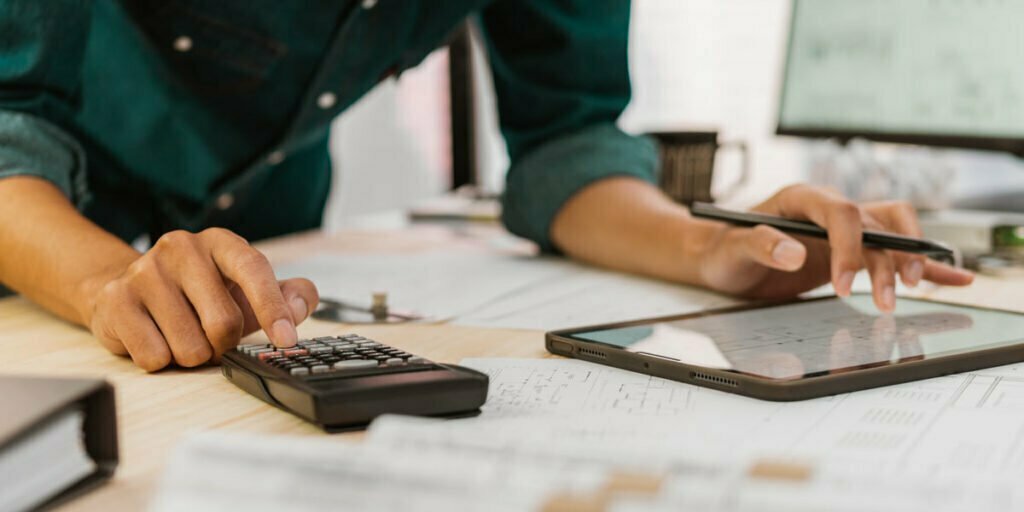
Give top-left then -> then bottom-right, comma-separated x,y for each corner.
0,1 -> 973,372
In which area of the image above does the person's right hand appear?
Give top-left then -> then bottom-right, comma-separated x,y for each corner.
83,228 -> 318,372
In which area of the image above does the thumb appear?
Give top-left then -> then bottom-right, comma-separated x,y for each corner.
740,224 -> 807,272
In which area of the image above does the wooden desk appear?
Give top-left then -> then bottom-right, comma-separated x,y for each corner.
0,225 -> 1020,511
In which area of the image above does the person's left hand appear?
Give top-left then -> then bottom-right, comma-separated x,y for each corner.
696,185 -> 974,311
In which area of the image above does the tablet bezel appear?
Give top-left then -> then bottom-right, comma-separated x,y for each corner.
545,294 -> 1024,401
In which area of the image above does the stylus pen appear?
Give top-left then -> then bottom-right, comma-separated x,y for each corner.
690,202 -> 957,264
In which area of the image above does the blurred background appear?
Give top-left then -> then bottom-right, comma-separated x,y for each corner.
323,0 -> 1024,264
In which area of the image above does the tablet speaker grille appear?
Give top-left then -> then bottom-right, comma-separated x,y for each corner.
691,371 -> 739,388
578,347 -> 607,360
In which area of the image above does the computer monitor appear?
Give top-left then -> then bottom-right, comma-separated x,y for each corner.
777,0 -> 1024,155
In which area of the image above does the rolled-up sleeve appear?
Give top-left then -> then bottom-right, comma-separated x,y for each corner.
0,112 -> 87,206
480,0 -> 657,252
0,1 -> 91,207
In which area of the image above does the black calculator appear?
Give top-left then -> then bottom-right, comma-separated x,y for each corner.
221,334 -> 489,431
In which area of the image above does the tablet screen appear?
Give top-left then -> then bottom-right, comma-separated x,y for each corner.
567,296 -> 1024,380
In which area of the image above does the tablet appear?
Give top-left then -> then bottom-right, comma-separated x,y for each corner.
546,295 -> 1024,401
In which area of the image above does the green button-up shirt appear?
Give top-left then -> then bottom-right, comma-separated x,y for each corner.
0,0 -> 656,250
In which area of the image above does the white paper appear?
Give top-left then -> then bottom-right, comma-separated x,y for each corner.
360,357 -> 1024,510
153,357 -> 1024,512
445,358 -> 1024,478
151,431 -> 614,512
274,251 -> 734,330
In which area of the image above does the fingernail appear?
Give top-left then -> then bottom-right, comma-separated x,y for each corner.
836,271 -> 856,297
289,296 -> 308,322
271,318 -> 297,348
772,240 -> 805,269
904,260 -> 924,287
881,286 -> 896,312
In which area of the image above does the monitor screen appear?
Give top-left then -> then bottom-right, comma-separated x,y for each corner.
778,0 -> 1024,153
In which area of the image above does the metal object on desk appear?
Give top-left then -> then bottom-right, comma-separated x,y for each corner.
977,226 -> 1024,276
313,292 -> 424,324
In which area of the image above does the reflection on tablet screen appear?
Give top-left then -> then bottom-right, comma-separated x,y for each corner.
569,296 -> 1024,380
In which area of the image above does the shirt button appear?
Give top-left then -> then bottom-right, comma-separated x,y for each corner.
173,36 -> 193,52
215,193 -> 235,211
316,92 -> 337,109
361,0 -> 378,9
266,150 -> 286,166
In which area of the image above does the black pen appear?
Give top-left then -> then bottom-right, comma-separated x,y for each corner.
690,202 -> 956,264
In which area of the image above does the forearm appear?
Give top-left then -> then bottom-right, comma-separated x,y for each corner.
550,177 -> 725,286
0,176 -> 139,325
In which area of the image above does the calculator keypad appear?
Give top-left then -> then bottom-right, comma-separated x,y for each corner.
236,335 -> 429,377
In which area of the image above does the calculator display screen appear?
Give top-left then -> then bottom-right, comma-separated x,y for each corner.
568,296 -> 1024,380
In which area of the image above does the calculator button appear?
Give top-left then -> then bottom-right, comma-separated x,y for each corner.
308,346 -> 333,355
407,356 -> 427,364
313,336 -> 336,342
258,351 -> 284,361
283,349 -> 309,357
310,365 -> 330,374
290,367 -> 310,376
343,355 -> 363,360
385,358 -> 405,365
356,341 -> 380,348
334,360 -> 378,370
296,340 -> 318,347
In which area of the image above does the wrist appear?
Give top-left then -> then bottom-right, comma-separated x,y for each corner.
73,254 -> 139,327
667,212 -> 730,286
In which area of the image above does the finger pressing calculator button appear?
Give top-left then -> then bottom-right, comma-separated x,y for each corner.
259,351 -> 284,361
334,360 -> 378,370
290,367 -> 310,376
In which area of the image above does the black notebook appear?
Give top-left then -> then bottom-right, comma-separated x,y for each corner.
0,376 -> 118,511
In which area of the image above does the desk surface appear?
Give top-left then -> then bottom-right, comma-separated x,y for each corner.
0,225 -> 1020,511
